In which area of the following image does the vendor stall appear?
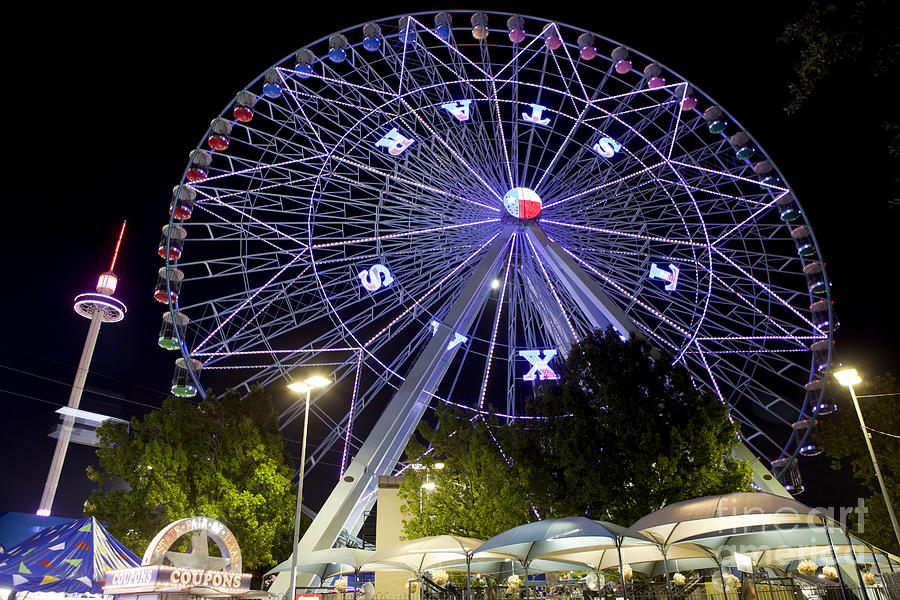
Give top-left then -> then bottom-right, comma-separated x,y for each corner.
0,516 -> 140,598
103,517 -> 269,600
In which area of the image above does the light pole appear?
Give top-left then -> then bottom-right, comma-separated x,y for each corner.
287,375 -> 332,600
834,368 -> 900,547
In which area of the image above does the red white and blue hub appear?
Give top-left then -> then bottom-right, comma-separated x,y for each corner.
503,187 -> 542,220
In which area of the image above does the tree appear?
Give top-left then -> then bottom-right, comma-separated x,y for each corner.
817,373 -> 900,553
399,328 -> 752,538
781,0 -> 897,114
781,0 -> 899,205
84,387 -> 299,579
398,407 -> 535,540
522,328 -> 753,525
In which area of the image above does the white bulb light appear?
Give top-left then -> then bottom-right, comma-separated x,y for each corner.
834,368 -> 862,387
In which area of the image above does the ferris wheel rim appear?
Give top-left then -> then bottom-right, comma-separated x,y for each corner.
160,9 -> 835,480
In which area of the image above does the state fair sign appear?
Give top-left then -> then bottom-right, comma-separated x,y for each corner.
103,517 -> 251,597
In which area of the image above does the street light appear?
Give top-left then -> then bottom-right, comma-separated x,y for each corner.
834,368 -> 900,547
286,375 -> 332,600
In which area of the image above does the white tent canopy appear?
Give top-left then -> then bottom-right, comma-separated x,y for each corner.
625,492 -> 829,547
265,548 -> 376,579
539,541 -> 718,572
365,535 -> 490,574
474,517 -> 623,566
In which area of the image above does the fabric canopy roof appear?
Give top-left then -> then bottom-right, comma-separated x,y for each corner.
366,535 -> 488,574
626,492 -> 828,547
265,548 -> 375,578
0,516 -> 139,594
426,556 -> 587,575
474,517 -> 621,566
539,541 -> 717,572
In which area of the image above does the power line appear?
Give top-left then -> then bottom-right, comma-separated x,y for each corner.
0,363 -> 170,411
0,343 -> 169,397
0,387 -> 66,408
867,427 -> 900,440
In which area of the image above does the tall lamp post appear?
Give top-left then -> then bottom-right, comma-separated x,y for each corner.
834,368 -> 900,547
287,375 -> 332,600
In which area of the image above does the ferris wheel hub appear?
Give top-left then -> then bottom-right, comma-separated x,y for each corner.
503,187 -> 542,220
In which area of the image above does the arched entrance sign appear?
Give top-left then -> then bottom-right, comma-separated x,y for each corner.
142,516 -> 243,573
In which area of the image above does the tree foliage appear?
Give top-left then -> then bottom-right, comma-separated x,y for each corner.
399,410 -> 535,540
521,329 -> 753,525
84,387 -> 298,577
781,0 -> 899,204
817,373 -> 900,552
400,328 -> 752,537
781,0 -> 898,113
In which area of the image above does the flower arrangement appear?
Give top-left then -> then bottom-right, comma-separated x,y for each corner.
797,560 -> 818,577
508,574 -> 522,589
863,572 -> 876,586
622,564 -> 633,581
823,566 -> 839,581
408,580 -> 420,594
335,578 -> 348,592
433,570 -> 449,586
723,573 -> 740,592
673,573 -> 686,586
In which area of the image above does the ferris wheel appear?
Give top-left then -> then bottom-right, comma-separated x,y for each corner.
155,11 -> 835,524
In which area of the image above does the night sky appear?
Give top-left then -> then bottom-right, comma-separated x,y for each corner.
2,3 -> 897,527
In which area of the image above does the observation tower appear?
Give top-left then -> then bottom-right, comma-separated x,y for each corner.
37,221 -> 127,516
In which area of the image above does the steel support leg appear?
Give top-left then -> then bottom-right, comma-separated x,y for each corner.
524,224 -> 637,339
271,227 -> 515,598
526,223 -> 792,498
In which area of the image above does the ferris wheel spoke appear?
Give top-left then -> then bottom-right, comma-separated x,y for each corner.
397,57 -> 512,191
484,38 -> 548,195
309,218 -> 497,250
708,357 -> 807,426
397,97 -> 504,202
364,229 -> 503,347
378,33 -> 500,155
710,192 -> 789,246
328,153 -> 498,213
476,232 -> 517,410
706,267 -> 822,339
532,102 -> 593,194
190,255 -> 308,353
543,161 -> 666,209
560,246 -> 692,339
522,231 -> 579,342
192,195 -> 310,253
711,246 -> 819,332
669,159 -> 789,194
482,62 -> 515,189
542,218 -> 710,250
492,30 -> 550,187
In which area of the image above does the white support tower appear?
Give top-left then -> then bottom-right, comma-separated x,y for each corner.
37,222 -> 127,516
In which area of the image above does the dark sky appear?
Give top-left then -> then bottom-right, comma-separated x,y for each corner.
1,3 -> 896,525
